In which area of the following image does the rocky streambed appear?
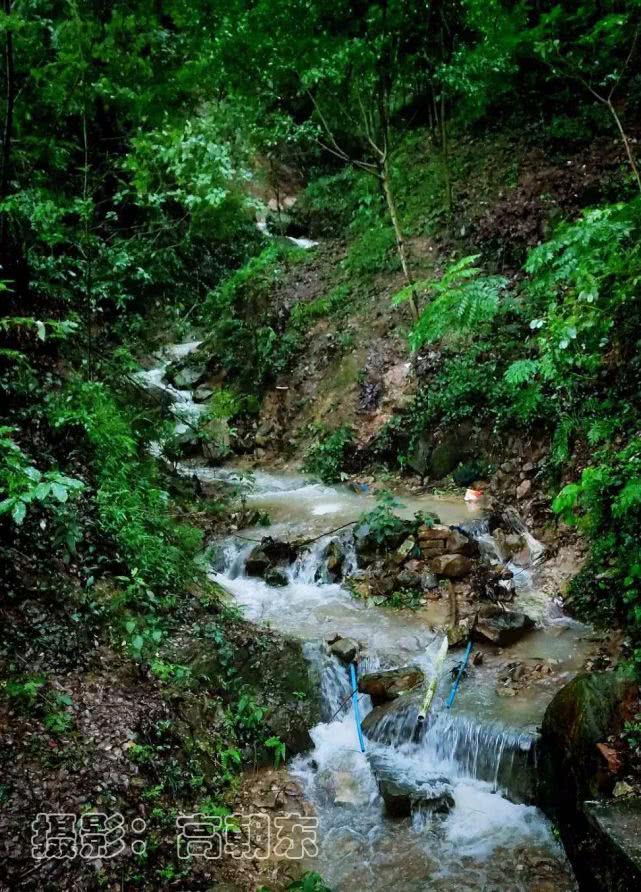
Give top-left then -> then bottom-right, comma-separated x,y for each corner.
136,341 -> 640,891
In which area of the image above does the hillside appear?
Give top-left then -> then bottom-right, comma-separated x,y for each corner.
2,3 -> 641,891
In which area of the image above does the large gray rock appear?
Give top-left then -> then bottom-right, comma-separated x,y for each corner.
329,637 -> 360,664
358,666 -> 424,706
377,773 -> 454,818
407,435 -> 431,477
473,605 -> 534,646
445,528 -> 479,557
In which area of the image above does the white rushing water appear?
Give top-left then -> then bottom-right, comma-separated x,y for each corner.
206,473 -> 585,890
138,343 -> 587,891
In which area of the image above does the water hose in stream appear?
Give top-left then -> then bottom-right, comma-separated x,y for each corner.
446,640 -> 473,709
349,663 -> 366,753
417,636 -> 449,723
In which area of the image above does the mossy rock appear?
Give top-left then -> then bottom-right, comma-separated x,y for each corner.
538,671 -> 639,890
539,671 -> 637,804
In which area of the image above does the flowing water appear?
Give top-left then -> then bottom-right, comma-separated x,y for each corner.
139,343 -> 594,891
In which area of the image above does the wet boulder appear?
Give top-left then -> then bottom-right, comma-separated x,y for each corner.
494,528 -> 527,562
473,605 -> 534,646
539,672 -> 640,890
445,528 -> 479,558
245,537 -> 298,578
329,637 -> 360,664
430,553 -> 473,579
264,567 -> 289,587
245,546 -> 271,577
202,417 -> 231,461
193,386 -> 214,403
358,666 -> 424,706
377,773 -> 454,818
324,539 -> 345,582
167,359 -> 208,389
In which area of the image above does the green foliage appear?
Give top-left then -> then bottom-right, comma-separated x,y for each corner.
0,427 -> 84,526
4,676 -> 45,707
453,460 -> 488,487
344,226 -> 398,278
356,491 -> 409,547
202,243 -> 306,392
289,284 -> 352,327
303,426 -> 353,483
48,381 -> 202,598
285,873 -> 332,892
396,255 -> 507,350
264,735 -> 286,769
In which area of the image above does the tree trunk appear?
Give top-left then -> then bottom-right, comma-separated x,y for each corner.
606,99 -> 641,194
440,92 -> 452,220
0,0 -> 14,203
381,157 -> 419,321
0,0 -> 27,300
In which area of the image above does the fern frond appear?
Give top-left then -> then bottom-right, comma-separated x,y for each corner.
504,359 -> 539,386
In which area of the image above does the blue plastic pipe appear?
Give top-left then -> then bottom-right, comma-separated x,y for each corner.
349,662 -> 366,753
446,640 -> 473,709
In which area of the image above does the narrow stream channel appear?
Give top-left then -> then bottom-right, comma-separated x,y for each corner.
139,342 -> 595,891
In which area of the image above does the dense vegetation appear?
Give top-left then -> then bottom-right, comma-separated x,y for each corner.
2,0 -> 641,887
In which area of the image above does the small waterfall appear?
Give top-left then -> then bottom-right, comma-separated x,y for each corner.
307,653 -> 537,806
210,537 -> 255,578
290,532 -> 358,585
303,643 -> 353,721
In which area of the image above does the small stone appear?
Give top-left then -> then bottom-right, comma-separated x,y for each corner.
516,479 -> 532,499
613,781 -> 634,797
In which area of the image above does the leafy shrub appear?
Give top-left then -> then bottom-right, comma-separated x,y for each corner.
0,426 -> 84,526
343,225 -> 398,278
48,381 -> 203,598
202,243 -> 305,392
303,426 -> 353,483
395,254 -> 508,350
453,460 -> 488,486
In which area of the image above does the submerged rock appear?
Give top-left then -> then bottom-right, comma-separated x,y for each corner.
264,566 -> 289,587
473,605 -> 534,646
358,666 -> 424,706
